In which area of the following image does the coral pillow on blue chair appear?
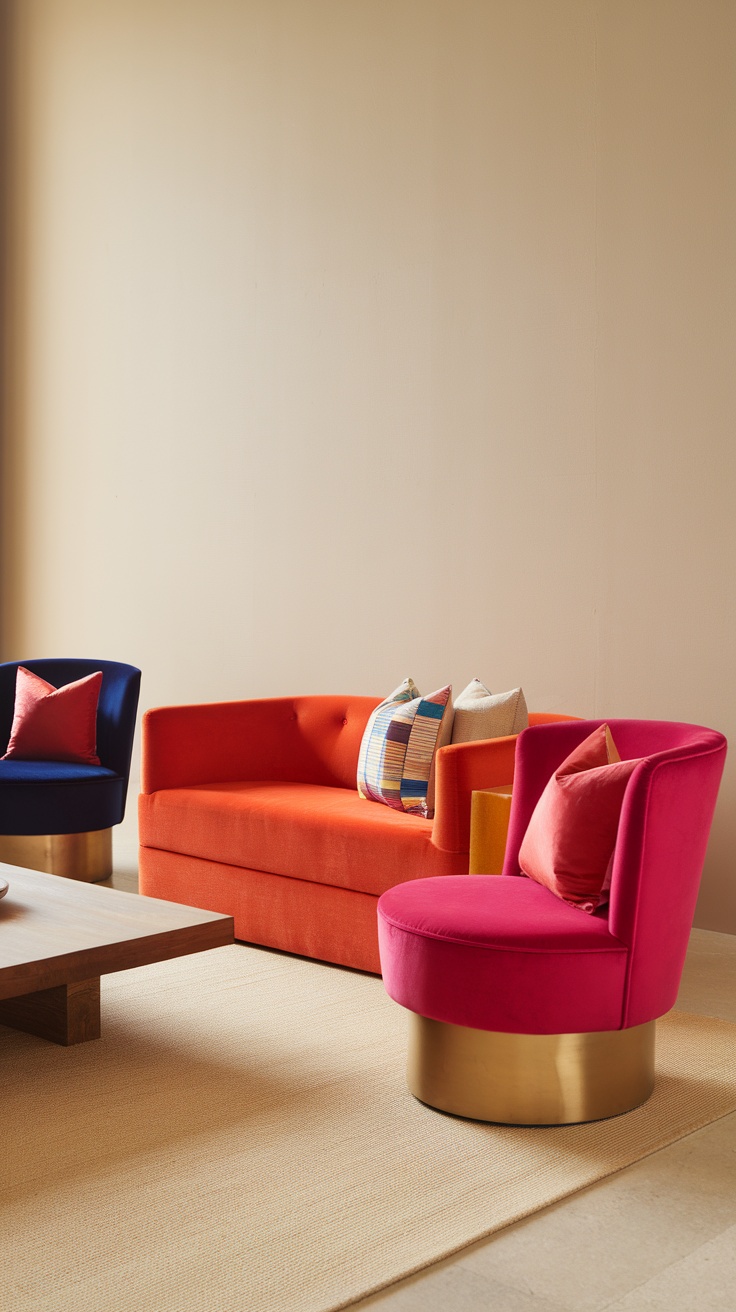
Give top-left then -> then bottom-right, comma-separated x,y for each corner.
2,666 -> 102,764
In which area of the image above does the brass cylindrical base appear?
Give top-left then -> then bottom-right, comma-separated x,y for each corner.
407,1013 -> 656,1125
0,830 -> 113,882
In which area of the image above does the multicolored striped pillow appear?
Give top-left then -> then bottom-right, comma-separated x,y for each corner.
357,678 -> 454,818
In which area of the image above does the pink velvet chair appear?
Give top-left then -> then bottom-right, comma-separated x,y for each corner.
377,719 -> 727,1124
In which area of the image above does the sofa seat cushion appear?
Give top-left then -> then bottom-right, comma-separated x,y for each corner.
377,875 -> 629,1034
139,781 -> 469,897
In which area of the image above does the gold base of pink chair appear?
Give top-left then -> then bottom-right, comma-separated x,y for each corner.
407,1012 -> 656,1124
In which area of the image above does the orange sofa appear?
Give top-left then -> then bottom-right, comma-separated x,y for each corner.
139,696 -> 573,973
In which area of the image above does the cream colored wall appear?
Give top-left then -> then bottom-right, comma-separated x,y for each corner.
3,1 -> 735,929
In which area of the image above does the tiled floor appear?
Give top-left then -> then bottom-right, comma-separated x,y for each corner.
112,820 -> 736,1311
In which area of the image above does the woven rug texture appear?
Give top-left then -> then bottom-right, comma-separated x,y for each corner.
2,943 -> 735,1312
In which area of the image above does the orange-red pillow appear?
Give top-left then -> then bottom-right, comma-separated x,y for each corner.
518,724 -> 638,913
2,666 -> 102,765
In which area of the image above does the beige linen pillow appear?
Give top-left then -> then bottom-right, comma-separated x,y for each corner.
451,679 -> 528,743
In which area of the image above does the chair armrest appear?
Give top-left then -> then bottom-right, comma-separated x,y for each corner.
432,713 -> 580,855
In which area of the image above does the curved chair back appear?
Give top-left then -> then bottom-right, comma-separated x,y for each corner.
0,659 -> 141,783
504,719 -> 727,1028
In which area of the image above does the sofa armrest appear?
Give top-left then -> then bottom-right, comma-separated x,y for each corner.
141,700 -> 289,792
432,713 -> 580,854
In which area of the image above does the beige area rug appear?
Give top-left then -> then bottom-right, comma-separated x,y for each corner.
2,945 -> 736,1312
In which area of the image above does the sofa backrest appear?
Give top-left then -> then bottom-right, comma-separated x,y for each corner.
141,695 -> 382,793
280,696 -> 381,789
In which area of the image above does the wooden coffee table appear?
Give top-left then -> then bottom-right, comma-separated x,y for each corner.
0,864 -> 234,1045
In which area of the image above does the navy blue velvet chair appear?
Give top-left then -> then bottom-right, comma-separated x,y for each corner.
0,659 -> 141,881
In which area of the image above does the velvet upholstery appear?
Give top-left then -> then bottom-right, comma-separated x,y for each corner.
0,659 -> 141,836
378,719 -> 727,1033
378,875 -> 628,1033
139,697 -> 576,971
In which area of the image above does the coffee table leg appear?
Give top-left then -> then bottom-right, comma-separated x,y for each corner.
0,978 -> 101,1045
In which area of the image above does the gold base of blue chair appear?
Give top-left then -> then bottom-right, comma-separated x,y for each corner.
0,830 -> 112,882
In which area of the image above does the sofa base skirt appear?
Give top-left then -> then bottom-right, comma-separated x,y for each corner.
138,846 -> 382,974
0,829 -> 113,882
407,1012 -> 656,1125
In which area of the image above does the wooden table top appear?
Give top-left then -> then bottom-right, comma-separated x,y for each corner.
0,864 -> 234,1001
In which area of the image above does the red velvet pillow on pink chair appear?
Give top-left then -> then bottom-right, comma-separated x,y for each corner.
2,666 -> 102,765
519,724 -> 638,913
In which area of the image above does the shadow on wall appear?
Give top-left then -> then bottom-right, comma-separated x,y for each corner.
0,4 -> 9,654
0,1 -> 24,661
